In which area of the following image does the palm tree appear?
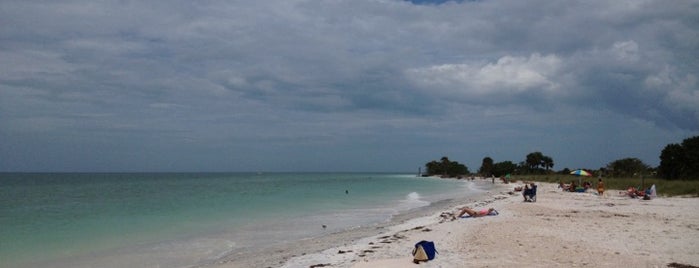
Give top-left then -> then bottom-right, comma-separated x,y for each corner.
480,157 -> 494,176
542,156 -> 554,171
525,152 -> 544,171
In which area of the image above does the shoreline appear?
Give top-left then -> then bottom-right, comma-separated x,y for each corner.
208,179 -> 504,268
268,182 -> 699,268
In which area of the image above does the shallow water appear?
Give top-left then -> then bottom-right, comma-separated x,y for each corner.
0,173 -> 483,267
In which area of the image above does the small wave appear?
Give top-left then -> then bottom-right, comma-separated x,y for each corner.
407,192 -> 422,201
399,192 -> 430,209
463,180 -> 489,192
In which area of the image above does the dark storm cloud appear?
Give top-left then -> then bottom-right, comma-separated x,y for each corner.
0,0 -> 697,171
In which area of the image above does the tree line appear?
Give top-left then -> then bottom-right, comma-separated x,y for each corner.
424,135 -> 699,180
659,135 -> 699,180
424,157 -> 469,178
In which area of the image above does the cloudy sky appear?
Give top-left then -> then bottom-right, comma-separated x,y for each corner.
1,0 -> 697,172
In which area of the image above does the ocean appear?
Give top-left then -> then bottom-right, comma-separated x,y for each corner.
0,173 -> 490,267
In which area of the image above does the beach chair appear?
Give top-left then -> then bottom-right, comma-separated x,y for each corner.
524,184 -> 537,202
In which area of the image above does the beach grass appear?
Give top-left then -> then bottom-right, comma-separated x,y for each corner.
514,174 -> 699,197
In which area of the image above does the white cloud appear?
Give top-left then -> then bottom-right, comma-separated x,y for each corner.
406,53 -> 562,98
612,40 -> 640,62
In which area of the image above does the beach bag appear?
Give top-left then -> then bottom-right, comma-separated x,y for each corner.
412,240 -> 437,263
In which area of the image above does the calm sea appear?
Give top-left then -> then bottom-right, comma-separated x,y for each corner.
0,173 -> 485,267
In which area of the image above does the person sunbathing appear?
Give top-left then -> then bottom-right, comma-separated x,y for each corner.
620,187 -> 645,198
457,207 -> 495,218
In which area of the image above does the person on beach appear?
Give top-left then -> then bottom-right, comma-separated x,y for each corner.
597,178 -> 605,196
559,181 -> 570,191
523,183 -> 536,202
457,207 -> 495,218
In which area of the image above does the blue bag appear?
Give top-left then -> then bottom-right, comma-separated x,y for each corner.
412,240 -> 438,263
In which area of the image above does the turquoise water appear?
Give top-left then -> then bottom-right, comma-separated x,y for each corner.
0,173 -> 479,267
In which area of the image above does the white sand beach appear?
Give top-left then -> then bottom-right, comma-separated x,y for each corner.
275,182 -> 699,268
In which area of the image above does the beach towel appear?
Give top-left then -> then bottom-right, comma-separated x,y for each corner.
460,209 -> 499,218
412,240 -> 437,263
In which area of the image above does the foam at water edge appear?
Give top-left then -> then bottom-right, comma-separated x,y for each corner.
465,180 -> 491,192
397,192 -> 430,210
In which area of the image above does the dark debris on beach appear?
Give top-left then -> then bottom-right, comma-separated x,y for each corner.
668,263 -> 699,268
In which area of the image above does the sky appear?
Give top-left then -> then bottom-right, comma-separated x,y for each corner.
1,0 -> 697,172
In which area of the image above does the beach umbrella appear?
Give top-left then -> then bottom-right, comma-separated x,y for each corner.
570,169 -> 592,185
570,169 -> 591,176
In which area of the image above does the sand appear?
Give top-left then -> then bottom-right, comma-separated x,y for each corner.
277,182 -> 699,268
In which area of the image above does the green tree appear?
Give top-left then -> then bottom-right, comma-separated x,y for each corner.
446,161 -> 470,176
681,136 -> 699,178
425,161 -> 441,176
525,152 -> 544,170
440,156 -> 450,177
607,158 -> 650,177
424,156 -> 470,177
659,143 -> 684,180
493,161 -> 517,177
659,136 -> 699,180
524,152 -> 553,174
478,157 -> 494,176
542,156 -> 554,171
